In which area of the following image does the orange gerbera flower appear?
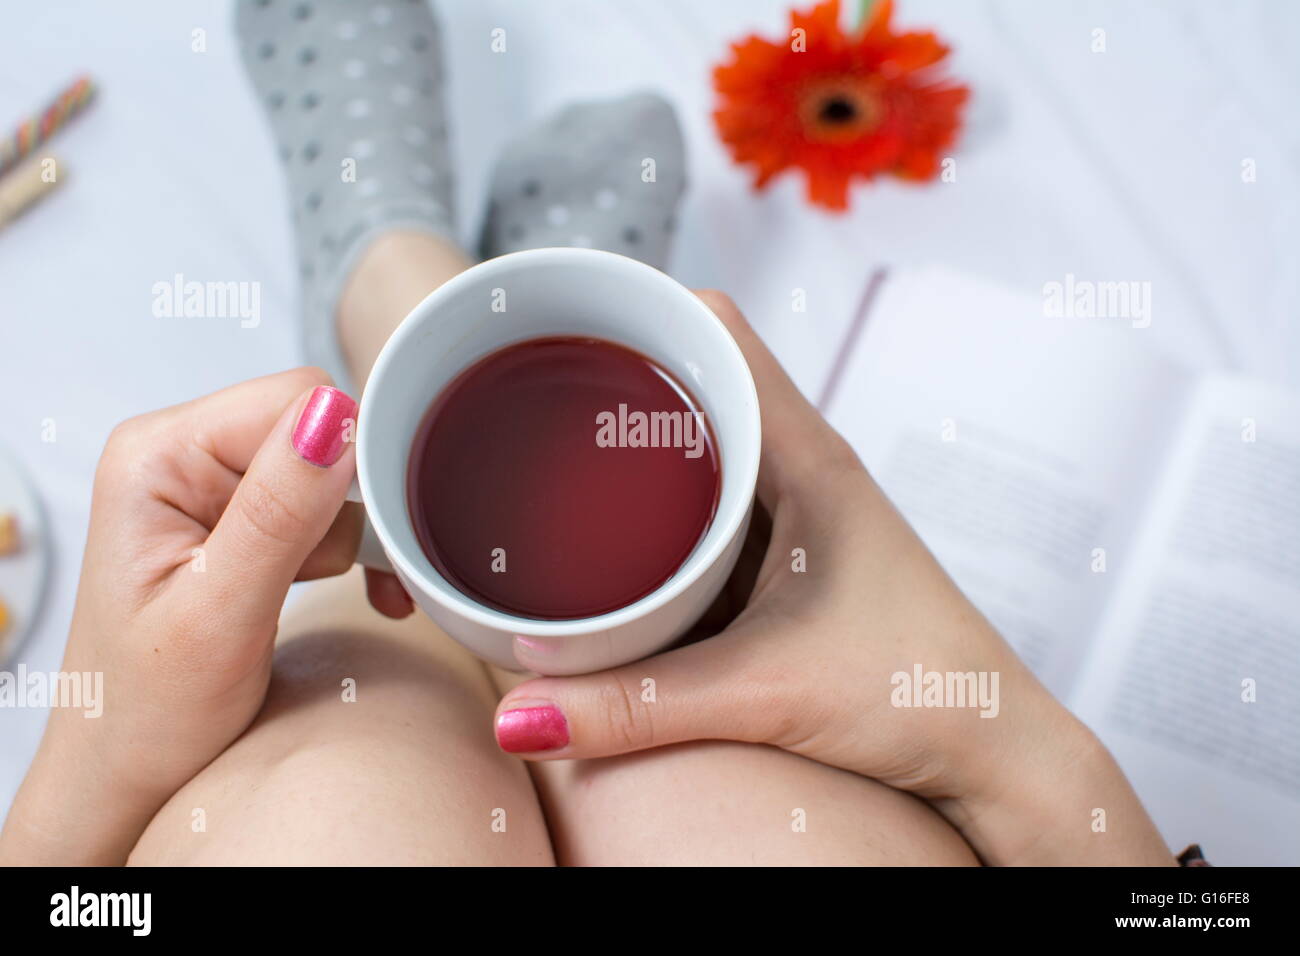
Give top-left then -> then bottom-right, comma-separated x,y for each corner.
713,0 -> 969,211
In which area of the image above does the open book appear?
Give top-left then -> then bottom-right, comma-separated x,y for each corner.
822,267 -> 1300,866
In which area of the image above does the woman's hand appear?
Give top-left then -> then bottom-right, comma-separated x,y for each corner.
495,292 -> 1175,866
0,368 -> 364,865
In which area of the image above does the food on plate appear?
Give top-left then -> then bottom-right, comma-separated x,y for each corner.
0,511 -> 19,556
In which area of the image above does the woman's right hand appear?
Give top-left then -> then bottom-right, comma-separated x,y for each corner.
495,291 -> 1175,866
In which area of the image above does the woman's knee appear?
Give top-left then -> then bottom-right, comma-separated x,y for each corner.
531,739 -> 979,866
128,624 -> 552,865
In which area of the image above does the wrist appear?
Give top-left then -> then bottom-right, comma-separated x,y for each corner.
1,722 -> 168,866
934,690 -> 1173,866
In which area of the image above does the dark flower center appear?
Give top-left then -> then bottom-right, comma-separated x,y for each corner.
798,79 -> 883,144
819,96 -> 857,123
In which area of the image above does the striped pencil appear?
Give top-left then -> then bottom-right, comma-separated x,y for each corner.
0,154 -> 65,230
0,75 -> 96,179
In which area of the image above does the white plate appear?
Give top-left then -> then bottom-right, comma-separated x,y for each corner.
0,443 -> 50,666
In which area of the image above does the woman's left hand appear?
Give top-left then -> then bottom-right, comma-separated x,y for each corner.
1,368 -> 364,864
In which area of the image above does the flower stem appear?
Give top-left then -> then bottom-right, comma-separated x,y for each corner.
857,0 -> 877,32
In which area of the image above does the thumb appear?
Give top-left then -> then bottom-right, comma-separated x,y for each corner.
186,385 -> 359,632
693,289 -> 861,511
493,630 -> 785,758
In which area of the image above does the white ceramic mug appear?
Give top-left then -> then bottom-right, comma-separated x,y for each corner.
349,247 -> 760,676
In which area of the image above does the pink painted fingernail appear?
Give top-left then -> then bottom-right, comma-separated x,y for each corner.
496,705 -> 569,753
292,386 -> 357,467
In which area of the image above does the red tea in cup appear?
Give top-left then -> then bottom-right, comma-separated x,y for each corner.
407,336 -> 721,619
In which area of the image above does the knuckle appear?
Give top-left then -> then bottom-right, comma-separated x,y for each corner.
819,428 -> 867,478
739,657 -> 814,748
694,288 -> 739,318
103,415 -> 151,458
97,415 -> 162,486
780,427 -> 867,503
694,289 -> 756,343
235,473 -> 311,547
599,670 -> 656,753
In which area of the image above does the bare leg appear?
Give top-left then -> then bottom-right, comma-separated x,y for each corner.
490,667 -> 979,866
128,569 -> 553,865
336,230 -> 473,388
538,744 -> 977,865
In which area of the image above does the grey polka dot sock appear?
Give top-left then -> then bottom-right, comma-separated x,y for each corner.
479,92 -> 686,270
236,0 -> 455,394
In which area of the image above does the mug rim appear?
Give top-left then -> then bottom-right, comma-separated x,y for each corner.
356,247 -> 761,636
